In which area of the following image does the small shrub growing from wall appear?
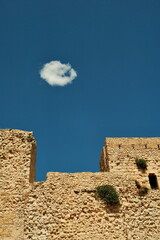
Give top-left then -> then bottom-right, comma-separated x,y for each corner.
96,185 -> 119,205
135,158 -> 147,169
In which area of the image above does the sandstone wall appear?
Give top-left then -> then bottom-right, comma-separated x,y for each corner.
0,129 -> 36,240
0,130 -> 160,240
100,137 -> 160,188
24,172 -> 160,240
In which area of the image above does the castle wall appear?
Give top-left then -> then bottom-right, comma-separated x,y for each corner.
24,172 -> 160,240
100,137 -> 160,187
0,130 -> 160,240
0,129 -> 36,240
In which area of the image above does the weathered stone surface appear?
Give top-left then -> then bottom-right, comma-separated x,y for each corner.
100,137 -> 160,188
0,130 -> 160,240
0,129 -> 36,240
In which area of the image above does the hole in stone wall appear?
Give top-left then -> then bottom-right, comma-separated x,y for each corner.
148,173 -> 158,189
144,144 -> 147,149
158,144 -> 160,150
118,145 -> 121,149
132,145 -> 134,149
74,190 -> 80,194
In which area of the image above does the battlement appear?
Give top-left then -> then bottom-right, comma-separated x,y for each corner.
0,130 -> 160,240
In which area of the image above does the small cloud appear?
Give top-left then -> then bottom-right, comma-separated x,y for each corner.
40,60 -> 77,86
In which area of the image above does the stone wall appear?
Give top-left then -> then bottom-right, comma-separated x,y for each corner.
0,130 -> 160,240
100,137 -> 160,188
0,129 -> 36,240
24,172 -> 160,240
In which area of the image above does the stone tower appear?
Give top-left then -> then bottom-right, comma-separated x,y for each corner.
100,137 -> 160,188
0,129 -> 36,239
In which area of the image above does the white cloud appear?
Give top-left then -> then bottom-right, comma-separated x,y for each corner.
40,60 -> 77,86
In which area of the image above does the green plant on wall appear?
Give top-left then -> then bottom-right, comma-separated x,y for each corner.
135,158 -> 147,169
96,185 -> 120,205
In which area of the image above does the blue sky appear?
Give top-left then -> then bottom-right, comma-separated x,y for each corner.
0,0 -> 160,181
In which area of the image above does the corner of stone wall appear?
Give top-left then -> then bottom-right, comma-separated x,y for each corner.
100,140 -> 110,172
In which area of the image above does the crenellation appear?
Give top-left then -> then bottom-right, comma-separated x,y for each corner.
0,130 -> 160,239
